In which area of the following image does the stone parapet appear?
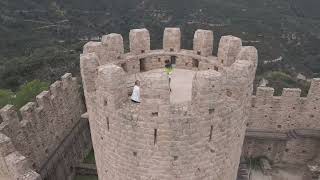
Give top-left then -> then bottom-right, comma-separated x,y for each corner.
249,78 -> 320,131
81,28 -> 258,180
0,73 -> 85,180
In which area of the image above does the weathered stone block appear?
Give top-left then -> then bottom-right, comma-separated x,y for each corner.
218,35 -> 242,66
163,28 -> 181,52
129,29 -> 150,54
193,29 -> 213,57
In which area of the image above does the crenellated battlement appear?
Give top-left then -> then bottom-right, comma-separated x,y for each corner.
80,28 -> 259,121
81,28 -> 258,100
249,78 -> 320,131
81,27 -> 258,76
81,28 -> 258,180
0,73 -> 85,179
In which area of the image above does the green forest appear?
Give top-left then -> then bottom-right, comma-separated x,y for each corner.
0,80 -> 49,109
1,0 -> 320,108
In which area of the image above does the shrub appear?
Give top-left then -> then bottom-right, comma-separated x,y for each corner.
245,156 -> 272,171
14,80 -> 50,109
0,89 -> 14,108
264,71 -> 311,96
0,80 -> 49,109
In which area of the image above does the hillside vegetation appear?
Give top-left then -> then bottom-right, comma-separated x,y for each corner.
1,0 -> 320,97
0,80 -> 49,108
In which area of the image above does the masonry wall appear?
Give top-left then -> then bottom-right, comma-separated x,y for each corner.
248,78 -> 320,131
243,134 -> 320,165
243,137 -> 286,163
0,133 -> 41,180
39,117 -> 92,180
81,28 -> 258,180
0,118 -> 91,180
243,78 -> 320,167
0,73 -> 86,180
244,76 -> 320,167
83,29 -> 221,77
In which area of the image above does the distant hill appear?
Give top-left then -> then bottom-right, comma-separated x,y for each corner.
0,0 -> 320,93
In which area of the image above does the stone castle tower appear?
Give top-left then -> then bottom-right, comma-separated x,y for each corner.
80,28 -> 258,180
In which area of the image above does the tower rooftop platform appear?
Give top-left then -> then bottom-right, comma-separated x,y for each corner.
170,68 -> 195,104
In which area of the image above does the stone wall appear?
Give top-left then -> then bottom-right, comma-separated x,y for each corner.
243,78 -> 320,167
39,117 -> 92,180
248,78 -> 320,131
82,28 -> 220,77
243,129 -> 320,165
0,73 -> 87,180
81,28 -> 258,180
0,133 -> 41,180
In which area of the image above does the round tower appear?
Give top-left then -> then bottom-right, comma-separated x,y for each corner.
80,28 -> 258,180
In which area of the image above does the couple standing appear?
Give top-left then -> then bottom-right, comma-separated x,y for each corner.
131,60 -> 174,103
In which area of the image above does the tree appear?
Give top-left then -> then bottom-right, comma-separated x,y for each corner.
0,80 -> 49,109
0,89 -> 14,108
13,80 -> 49,109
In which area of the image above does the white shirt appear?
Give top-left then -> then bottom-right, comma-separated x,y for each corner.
131,85 -> 140,102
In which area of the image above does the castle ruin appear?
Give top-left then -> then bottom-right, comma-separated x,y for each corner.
0,27 -> 319,180
80,27 -> 257,180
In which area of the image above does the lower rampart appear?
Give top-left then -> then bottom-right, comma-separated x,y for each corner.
248,79 -> 320,131
0,73 -> 89,180
243,128 -> 320,165
0,113 -> 92,180
39,116 -> 92,180
0,133 -> 41,180
243,78 -> 320,170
